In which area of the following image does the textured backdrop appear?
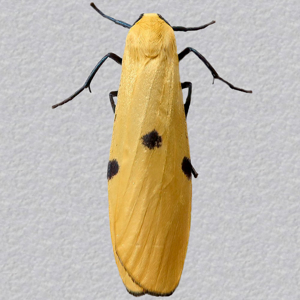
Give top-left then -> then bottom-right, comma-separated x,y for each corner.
1,0 -> 299,299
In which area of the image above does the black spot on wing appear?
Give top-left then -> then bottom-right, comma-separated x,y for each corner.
182,157 -> 192,180
107,159 -> 119,180
142,130 -> 162,150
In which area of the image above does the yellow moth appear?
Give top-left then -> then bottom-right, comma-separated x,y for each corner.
53,3 -> 252,297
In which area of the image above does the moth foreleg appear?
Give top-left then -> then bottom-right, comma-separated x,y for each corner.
52,53 -> 122,109
178,47 -> 252,93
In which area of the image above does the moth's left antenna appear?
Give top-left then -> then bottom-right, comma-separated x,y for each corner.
90,3 -> 131,29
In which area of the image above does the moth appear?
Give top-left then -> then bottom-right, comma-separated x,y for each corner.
53,3 -> 251,296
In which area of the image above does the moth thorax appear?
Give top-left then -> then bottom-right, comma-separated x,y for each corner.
127,14 -> 177,60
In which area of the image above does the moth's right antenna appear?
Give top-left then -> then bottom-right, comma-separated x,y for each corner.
172,20 -> 215,32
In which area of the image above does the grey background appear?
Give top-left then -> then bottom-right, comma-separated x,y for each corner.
1,0 -> 299,299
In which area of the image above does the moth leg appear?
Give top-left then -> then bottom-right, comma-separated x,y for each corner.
189,160 -> 198,178
109,90 -> 118,114
181,82 -> 192,117
178,47 -> 252,93
52,53 -> 122,109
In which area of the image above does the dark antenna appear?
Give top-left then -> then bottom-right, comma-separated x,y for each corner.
172,20 -> 215,32
90,3 -> 131,29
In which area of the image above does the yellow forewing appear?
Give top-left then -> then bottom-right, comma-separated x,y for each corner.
108,14 -> 192,295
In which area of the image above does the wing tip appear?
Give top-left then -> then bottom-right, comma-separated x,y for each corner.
117,250 -> 178,296
126,287 -> 177,297
145,289 -> 176,297
126,288 -> 146,297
